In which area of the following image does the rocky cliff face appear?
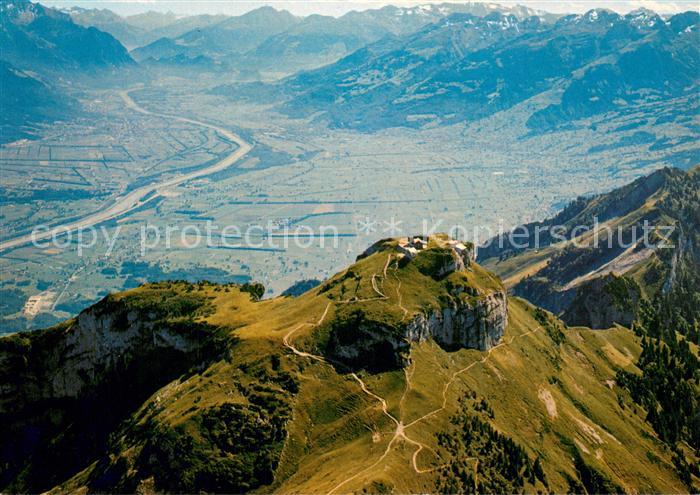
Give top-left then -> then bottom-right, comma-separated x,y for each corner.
327,289 -> 507,371
0,286 -> 223,492
562,274 -> 641,329
58,306 -> 207,397
434,243 -> 476,278
0,296 -> 214,413
326,237 -> 507,371
406,290 -> 507,351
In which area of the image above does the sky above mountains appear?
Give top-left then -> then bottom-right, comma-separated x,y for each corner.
43,0 -> 697,17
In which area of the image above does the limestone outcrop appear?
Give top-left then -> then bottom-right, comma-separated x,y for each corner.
0,293 -> 216,413
406,290 -> 507,351
326,235 -> 507,371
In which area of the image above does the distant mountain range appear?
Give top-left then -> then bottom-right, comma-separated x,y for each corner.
231,8 -> 698,131
64,7 -> 228,49
130,6 -> 300,70
0,0 -> 549,141
0,0 -> 135,143
127,3 -> 553,74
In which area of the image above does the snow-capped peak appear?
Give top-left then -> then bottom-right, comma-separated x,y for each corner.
625,7 -> 662,28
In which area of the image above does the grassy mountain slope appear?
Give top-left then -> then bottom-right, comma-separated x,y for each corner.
272,298 -> 687,494
481,166 -> 700,330
1,236 -> 694,493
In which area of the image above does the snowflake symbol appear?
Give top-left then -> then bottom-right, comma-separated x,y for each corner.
383,217 -> 403,236
356,216 -> 378,235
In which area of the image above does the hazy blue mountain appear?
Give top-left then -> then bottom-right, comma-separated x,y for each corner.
142,53 -> 224,75
0,60 -> 76,143
133,3 -> 553,74
131,36 -> 194,62
0,0 -> 135,73
239,13 -> 394,72
131,7 -> 299,62
66,7 -> 228,49
266,9 -> 698,131
527,10 -> 700,131
0,0 -> 134,143
144,14 -> 229,44
63,6 -> 147,48
119,10 -> 179,30
277,12 -> 548,128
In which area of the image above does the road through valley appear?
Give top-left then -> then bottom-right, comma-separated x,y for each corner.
0,89 -> 253,253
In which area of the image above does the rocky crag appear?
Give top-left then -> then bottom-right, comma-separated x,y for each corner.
323,235 -> 507,370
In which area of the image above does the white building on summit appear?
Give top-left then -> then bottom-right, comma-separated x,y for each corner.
397,236 -> 428,259
447,239 -> 469,257
395,234 -> 476,269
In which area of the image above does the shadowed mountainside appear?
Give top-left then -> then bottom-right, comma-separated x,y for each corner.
480,166 -> 700,330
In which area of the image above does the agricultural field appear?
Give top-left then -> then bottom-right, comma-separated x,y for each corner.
0,81 -> 697,332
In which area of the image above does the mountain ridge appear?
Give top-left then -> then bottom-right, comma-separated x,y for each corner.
480,165 -> 700,331
1,232 -> 696,492
65,6 -> 227,49
130,3 -> 556,75
0,0 -> 138,143
217,8 -> 699,131
0,0 -> 135,72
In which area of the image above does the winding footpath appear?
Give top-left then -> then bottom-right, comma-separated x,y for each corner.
282,263 -> 545,493
0,89 -> 253,253
404,325 -> 543,429
280,292 -> 435,495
